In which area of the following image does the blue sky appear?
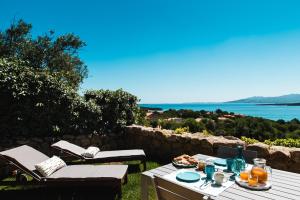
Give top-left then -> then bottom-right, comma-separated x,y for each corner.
1,0 -> 300,103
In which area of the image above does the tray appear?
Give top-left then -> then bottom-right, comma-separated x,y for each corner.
235,176 -> 272,191
172,160 -> 197,168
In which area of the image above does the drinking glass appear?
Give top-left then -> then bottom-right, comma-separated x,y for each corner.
240,170 -> 249,182
232,159 -> 245,176
226,158 -> 234,172
248,175 -> 258,187
197,160 -> 206,171
205,164 -> 216,180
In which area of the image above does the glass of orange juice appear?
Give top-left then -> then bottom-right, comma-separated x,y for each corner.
251,166 -> 268,183
248,175 -> 258,187
240,170 -> 249,182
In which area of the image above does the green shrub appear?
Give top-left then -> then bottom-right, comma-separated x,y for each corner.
264,138 -> 300,148
0,58 -> 102,137
174,127 -> 189,134
241,136 -> 259,144
158,120 -> 182,130
182,118 -> 205,133
150,120 -> 159,128
202,129 -> 212,136
84,89 -> 139,134
241,136 -> 300,147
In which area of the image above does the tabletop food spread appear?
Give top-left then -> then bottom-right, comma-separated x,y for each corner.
166,152 -> 273,198
172,154 -> 198,168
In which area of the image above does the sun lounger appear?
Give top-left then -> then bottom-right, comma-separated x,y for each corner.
0,145 -> 128,199
51,140 -> 147,170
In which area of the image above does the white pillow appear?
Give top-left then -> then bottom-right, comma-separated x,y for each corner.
81,146 -> 100,158
35,156 -> 66,177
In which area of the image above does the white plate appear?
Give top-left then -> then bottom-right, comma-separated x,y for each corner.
235,176 -> 272,191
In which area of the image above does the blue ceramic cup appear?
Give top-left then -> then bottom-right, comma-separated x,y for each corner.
226,158 -> 234,172
205,164 -> 216,180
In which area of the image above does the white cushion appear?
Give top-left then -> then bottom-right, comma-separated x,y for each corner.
81,146 -> 100,158
35,156 -> 66,177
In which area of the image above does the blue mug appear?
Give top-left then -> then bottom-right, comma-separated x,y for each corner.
205,164 -> 217,180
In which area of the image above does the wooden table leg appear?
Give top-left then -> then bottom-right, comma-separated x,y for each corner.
141,174 -> 149,200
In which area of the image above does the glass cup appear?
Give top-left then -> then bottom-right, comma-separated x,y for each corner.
240,170 -> 249,182
205,164 -> 217,180
197,160 -> 206,171
232,159 -> 245,176
248,175 -> 258,187
226,158 -> 234,172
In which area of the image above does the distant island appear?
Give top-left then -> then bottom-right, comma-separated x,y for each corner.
227,94 -> 300,104
258,103 -> 300,106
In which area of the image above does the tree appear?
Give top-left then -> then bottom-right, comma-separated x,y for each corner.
0,20 -> 87,89
0,58 -> 101,138
84,89 -> 140,134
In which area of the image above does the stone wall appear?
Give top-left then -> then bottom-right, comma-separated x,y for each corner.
124,125 -> 300,173
0,125 -> 299,175
0,134 -> 124,156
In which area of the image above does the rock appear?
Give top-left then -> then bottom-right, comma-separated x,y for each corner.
177,135 -> 191,144
0,139 -> 13,148
269,146 -> 291,170
183,143 -> 193,155
16,140 -> 29,145
32,137 -> 43,143
246,143 -> 270,158
152,139 -> 161,148
171,142 -> 184,156
190,137 -> 200,145
212,137 -> 245,154
75,135 -> 89,147
62,134 -> 75,141
199,138 -> 214,156
288,162 -> 300,173
224,136 -> 239,140
90,134 -> 102,146
289,148 -> 300,163
168,134 -> 178,142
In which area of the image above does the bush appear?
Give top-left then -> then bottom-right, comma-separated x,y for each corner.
241,136 -> 300,148
84,89 -> 139,134
241,136 -> 259,144
174,127 -> 189,134
182,118 -> 205,133
0,58 -> 102,137
159,120 -> 182,130
264,138 -> 300,148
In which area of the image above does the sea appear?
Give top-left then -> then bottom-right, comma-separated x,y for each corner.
140,103 -> 300,121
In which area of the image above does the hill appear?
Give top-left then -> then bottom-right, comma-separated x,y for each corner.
227,94 -> 300,104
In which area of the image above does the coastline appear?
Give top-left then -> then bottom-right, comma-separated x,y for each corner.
257,103 -> 300,106
140,103 -> 300,121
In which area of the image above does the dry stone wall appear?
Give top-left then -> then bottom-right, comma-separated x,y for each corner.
124,125 -> 300,173
0,125 -> 299,175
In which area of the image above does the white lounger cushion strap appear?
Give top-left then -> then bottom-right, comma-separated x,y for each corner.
81,146 -> 100,158
35,156 -> 67,177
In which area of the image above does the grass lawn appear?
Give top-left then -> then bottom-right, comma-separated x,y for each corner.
123,161 -> 160,200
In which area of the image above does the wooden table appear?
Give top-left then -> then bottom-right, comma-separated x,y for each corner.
141,154 -> 300,200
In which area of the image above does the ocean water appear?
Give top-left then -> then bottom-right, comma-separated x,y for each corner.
140,103 -> 300,121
